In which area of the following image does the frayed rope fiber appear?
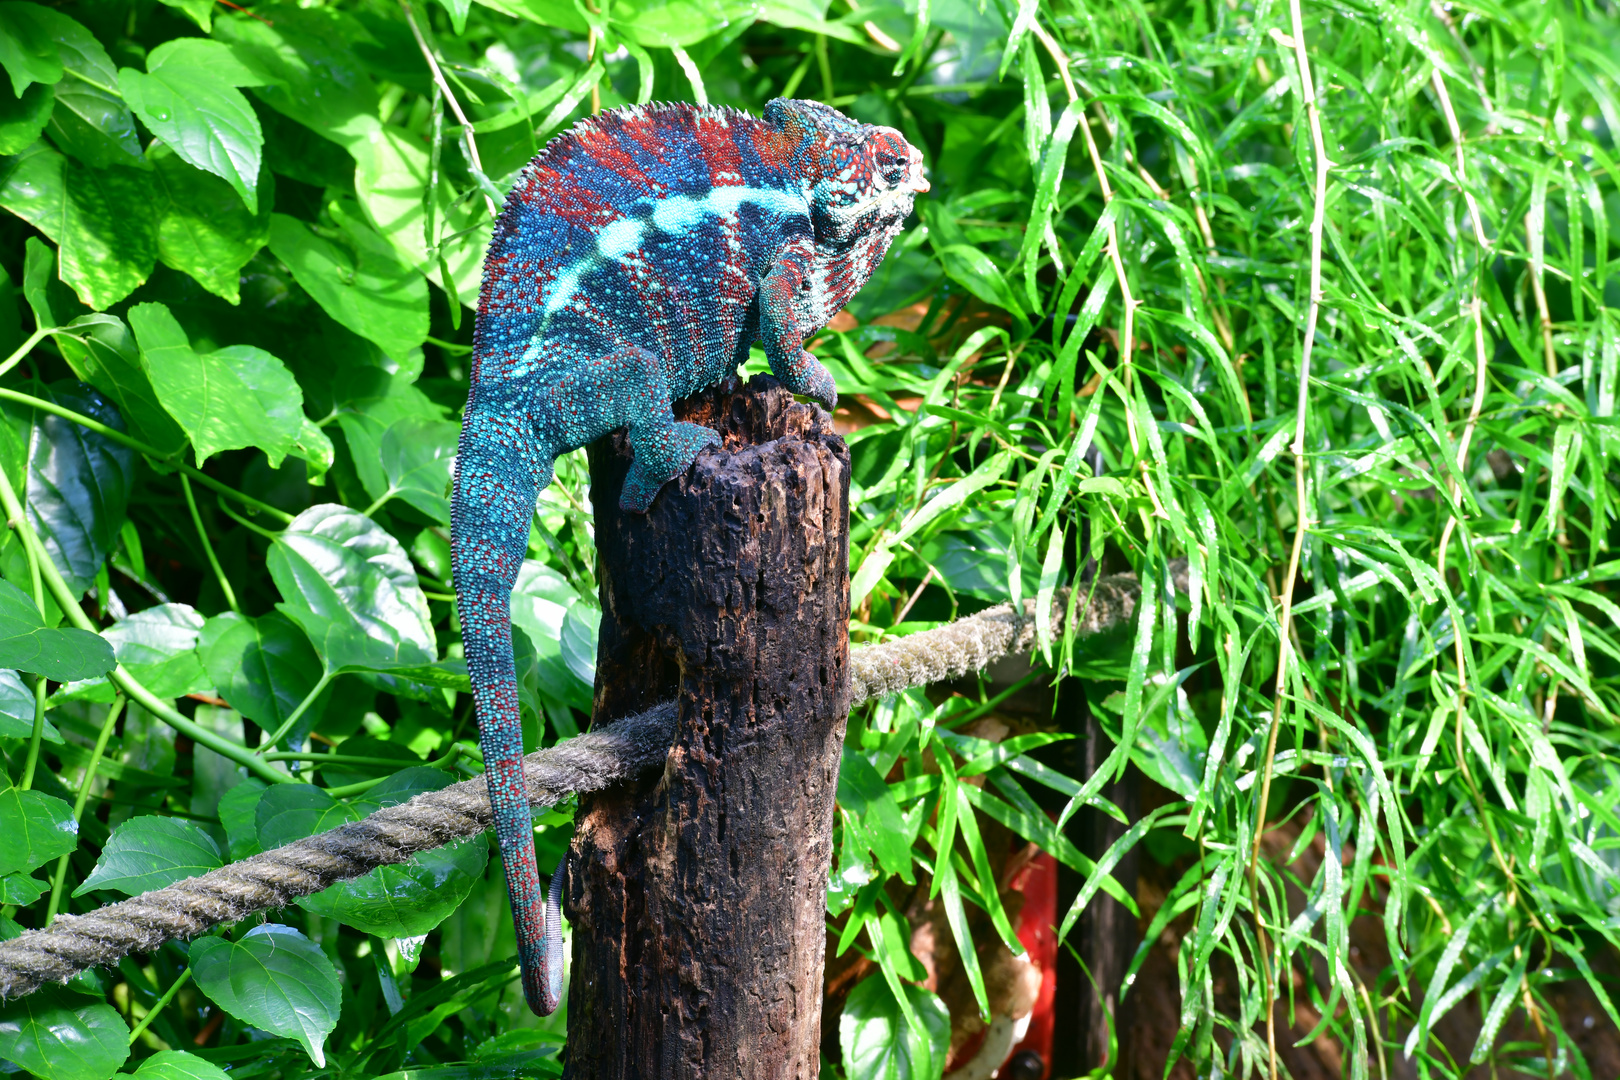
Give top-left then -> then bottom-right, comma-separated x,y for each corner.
0,564 -> 1178,998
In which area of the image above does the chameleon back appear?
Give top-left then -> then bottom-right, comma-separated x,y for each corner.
474,103 -> 814,414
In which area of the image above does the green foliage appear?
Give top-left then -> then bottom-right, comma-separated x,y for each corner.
0,0 -> 1613,1077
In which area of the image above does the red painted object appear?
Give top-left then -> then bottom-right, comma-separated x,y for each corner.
1006,849 -> 1058,1077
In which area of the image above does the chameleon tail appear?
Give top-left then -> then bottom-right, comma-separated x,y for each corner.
450,403 -> 564,1016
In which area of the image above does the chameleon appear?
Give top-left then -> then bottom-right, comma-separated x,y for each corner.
449,97 -> 929,1016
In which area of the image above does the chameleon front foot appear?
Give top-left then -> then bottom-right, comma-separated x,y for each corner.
620,420 -> 722,512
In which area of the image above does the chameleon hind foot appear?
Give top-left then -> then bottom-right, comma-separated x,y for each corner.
620,420 -> 721,512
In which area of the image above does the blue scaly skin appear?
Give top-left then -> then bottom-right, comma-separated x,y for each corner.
451,97 -> 928,1015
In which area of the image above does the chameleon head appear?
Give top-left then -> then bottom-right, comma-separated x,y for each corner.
765,98 -> 930,245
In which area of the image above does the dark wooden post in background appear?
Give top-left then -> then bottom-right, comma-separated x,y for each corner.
565,375 -> 851,1080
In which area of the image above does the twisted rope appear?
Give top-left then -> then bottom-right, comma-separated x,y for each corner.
0,565 -> 1175,998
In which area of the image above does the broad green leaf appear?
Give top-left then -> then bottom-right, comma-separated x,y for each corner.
188,924 -> 340,1067
0,81 -> 51,153
0,872 -> 46,904
839,974 -> 950,1080
129,301 -> 307,467
0,782 -> 76,876
74,815 -> 223,896
156,0 -> 215,31
256,769 -> 486,937
0,3 -> 63,96
0,989 -> 128,1080
0,668 -> 59,741
508,560 -> 593,714
211,6 -> 380,145
151,143 -> 273,304
269,504 -> 437,674
200,611 -> 325,734
102,602 -> 209,699
217,779 -> 266,861
130,1050 -> 232,1080
837,747 -> 914,882
0,581 -> 111,680
267,210 -> 429,362
372,417 -> 457,523
118,39 -> 267,213
32,5 -> 139,168
349,124 -> 487,304
333,375 -> 447,512
19,381 -> 135,594
54,313 -> 189,457
0,143 -> 156,309
559,600 -> 599,688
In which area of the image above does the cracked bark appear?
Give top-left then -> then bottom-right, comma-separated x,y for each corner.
565,375 -> 852,1080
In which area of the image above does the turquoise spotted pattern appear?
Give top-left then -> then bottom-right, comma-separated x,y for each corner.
450,98 -> 928,1015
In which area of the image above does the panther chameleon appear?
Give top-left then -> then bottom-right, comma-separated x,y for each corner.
450,97 -> 929,1016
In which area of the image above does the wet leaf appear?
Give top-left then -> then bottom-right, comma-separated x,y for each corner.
256,769 -> 486,938
0,579 -> 112,681
0,782 -> 76,876
0,989 -> 128,1080
130,301 -> 307,467
269,504 -> 436,674
189,924 -> 340,1067
75,815 -> 222,896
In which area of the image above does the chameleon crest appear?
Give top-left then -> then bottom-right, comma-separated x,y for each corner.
450,98 -> 928,1015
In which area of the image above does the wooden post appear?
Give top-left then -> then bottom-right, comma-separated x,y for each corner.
565,375 -> 851,1080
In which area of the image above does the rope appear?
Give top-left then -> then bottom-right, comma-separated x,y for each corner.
0,565 -> 1174,998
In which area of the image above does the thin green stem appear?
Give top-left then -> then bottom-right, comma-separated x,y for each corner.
362,490 -> 396,518
0,326 -> 52,382
0,465 -> 290,785
20,484 -> 48,792
20,675 -> 46,791
181,467 -> 294,526
181,474 -> 239,614
216,497 -> 282,540
257,672 -> 334,752
322,744 -> 463,798
0,386 -> 295,525
46,696 -> 126,925
127,966 -> 192,1045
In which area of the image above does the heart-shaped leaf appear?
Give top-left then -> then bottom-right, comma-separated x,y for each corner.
0,988 -> 128,1080
0,3 -> 64,96
129,301 -> 307,468
55,313 -> 189,457
0,143 -> 156,310
0,782 -> 76,877
151,143 -> 273,305
216,779 -> 266,861
0,580 -> 113,681
74,815 -> 222,896
839,974 -> 950,1080
129,1050 -> 231,1080
0,79 -> 51,154
267,210 -> 429,362
101,602 -> 208,699
30,6 -> 139,168
117,39 -> 266,213
269,504 -> 436,675
559,601 -> 600,689
188,924 -> 339,1067
0,872 -> 46,904
200,611 -> 324,734
374,416 -> 457,523
19,381 -> 135,594
256,768 -> 486,938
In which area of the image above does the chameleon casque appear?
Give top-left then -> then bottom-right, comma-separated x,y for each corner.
449,97 -> 929,1016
